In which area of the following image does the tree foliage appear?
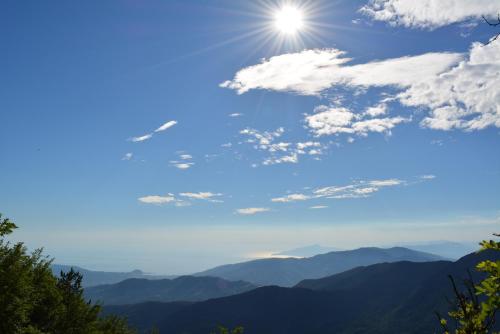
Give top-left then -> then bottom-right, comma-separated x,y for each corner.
438,235 -> 500,334
0,213 -> 136,334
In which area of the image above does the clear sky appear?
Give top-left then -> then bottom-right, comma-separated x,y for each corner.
1,0 -> 499,274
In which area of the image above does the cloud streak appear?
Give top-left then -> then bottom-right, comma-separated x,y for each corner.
235,207 -> 270,215
271,176 -> 434,203
130,120 -> 177,142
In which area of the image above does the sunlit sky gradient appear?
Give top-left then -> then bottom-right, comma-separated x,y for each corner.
1,0 -> 499,274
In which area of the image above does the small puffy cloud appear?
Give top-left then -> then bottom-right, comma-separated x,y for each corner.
130,133 -> 153,142
240,127 -> 328,166
309,205 -> 328,209
263,152 -> 298,165
229,113 -> 243,117
365,103 -> 387,117
360,0 -> 500,29
305,105 -> 409,137
235,207 -> 270,215
271,193 -> 310,203
138,195 -> 176,205
155,120 -> 177,133
179,154 -> 193,160
122,152 -> 133,160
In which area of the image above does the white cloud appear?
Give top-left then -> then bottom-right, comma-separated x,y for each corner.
170,162 -> 194,170
122,152 -> 133,160
420,174 -> 436,180
223,43 -> 500,133
139,191 -> 223,206
235,207 -> 270,215
179,192 -> 223,202
309,205 -> 328,209
130,120 -> 177,143
154,120 -> 177,132
305,105 -> 409,137
401,42 -> 500,131
229,113 -> 243,117
365,103 -> 387,117
221,142 -> 233,148
130,133 -> 153,142
138,195 -> 176,205
271,177 -> 424,203
170,152 -> 195,169
221,49 -> 461,96
239,127 -> 328,165
271,193 -> 311,203
360,0 -> 500,29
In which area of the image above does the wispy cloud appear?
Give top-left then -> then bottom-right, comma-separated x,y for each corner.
309,205 -> 328,209
130,120 -> 177,143
139,191 -> 223,206
138,195 -> 177,205
170,162 -> 194,170
122,152 -> 133,160
271,176 -> 434,203
229,113 -> 243,117
179,192 -> 223,202
130,133 -> 153,142
271,193 -> 311,203
360,0 -> 500,29
220,48 -> 460,96
235,207 -> 270,215
154,120 -> 177,132
170,152 -> 194,170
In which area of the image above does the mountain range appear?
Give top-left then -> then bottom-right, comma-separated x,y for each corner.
195,246 -> 444,286
103,250 -> 499,334
85,275 -> 256,305
51,264 -> 171,287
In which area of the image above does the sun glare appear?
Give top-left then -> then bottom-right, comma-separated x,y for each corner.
274,6 -> 304,35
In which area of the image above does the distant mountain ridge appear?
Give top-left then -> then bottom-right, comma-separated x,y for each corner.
84,275 -> 256,305
195,246 -> 444,286
401,241 -> 478,260
272,244 -> 342,257
51,264 -> 171,287
104,250 -> 499,334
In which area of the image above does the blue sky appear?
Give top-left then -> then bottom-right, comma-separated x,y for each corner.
1,0 -> 499,274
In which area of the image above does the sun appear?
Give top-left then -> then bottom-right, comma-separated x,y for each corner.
274,6 -> 304,35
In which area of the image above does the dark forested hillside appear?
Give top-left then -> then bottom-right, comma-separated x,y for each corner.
106,250 -> 499,334
195,246 -> 444,286
85,275 -> 256,304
